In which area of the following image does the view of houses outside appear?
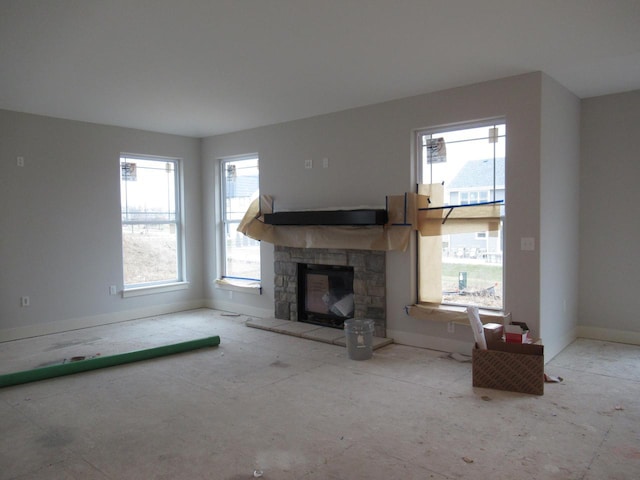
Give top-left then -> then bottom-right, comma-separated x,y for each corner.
442,157 -> 504,308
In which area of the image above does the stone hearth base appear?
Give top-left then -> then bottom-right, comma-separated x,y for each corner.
246,317 -> 393,350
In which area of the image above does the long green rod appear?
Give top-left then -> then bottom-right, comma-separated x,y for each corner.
0,335 -> 220,388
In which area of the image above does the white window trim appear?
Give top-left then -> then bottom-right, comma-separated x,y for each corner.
218,154 -> 261,289
122,282 -> 190,298
120,153 -> 186,290
214,278 -> 262,295
415,119 -> 505,312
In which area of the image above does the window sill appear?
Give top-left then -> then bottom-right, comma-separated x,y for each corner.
122,282 -> 190,298
407,303 -> 508,325
215,278 -> 262,295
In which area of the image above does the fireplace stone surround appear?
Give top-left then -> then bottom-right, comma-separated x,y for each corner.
274,246 -> 386,337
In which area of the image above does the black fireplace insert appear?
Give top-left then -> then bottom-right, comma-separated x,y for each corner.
297,263 -> 355,328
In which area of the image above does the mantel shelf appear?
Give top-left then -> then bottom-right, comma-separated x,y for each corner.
263,209 -> 388,226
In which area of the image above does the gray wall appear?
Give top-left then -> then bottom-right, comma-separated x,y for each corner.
539,74 -> 581,358
0,110 -> 203,340
203,72 -> 572,356
579,90 -> 640,343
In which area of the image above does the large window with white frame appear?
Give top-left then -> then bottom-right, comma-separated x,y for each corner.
416,121 -> 505,310
120,155 -> 183,288
220,156 -> 261,282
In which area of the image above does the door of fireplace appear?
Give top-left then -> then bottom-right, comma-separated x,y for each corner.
297,263 -> 354,329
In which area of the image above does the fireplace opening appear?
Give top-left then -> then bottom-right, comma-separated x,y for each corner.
297,263 -> 354,329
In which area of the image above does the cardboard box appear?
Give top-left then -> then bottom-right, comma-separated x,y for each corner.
472,341 -> 544,395
483,323 -> 504,343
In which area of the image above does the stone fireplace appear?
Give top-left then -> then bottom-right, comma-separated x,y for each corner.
274,246 -> 386,337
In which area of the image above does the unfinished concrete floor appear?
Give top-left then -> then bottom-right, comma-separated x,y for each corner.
1,308 -> 639,479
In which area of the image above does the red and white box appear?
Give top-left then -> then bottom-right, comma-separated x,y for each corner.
504,324 -> 530,343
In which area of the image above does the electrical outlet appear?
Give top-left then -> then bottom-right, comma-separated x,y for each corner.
447,322 -> 455,334
17,156 -> 24,167
109,285 -> 117,295
20,296 -> 30,307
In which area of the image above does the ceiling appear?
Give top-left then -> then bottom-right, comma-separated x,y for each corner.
1,0 -> 639,138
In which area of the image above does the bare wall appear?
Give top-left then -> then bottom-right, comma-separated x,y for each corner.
540,74 -> 581,360
0,110 -> 204,341
579,90 -> 640,343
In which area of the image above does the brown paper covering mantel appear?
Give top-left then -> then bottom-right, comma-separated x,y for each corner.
238,195 -> 411,251
237,190 -> 503,252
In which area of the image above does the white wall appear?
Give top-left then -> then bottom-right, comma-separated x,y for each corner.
0,110 -> 204,341
539,74 -> 581,360
202,72 -> 549,353
579,90 -> 640,344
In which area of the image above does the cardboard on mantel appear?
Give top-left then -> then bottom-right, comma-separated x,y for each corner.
238,195 -> 412,251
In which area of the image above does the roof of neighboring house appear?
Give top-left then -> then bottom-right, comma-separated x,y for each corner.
228,175 -> 259,197
448,158 -> 505,189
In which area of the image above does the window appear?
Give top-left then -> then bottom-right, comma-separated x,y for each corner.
120,155 -> 183,288
416,121 -> 505,309
221,156 -> 260,282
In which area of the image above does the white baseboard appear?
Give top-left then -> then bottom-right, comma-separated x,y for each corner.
204,299 -> 272,319
0,300 -> 205,343
387,328 -> 474,355
541,327 -> 577,363
577,326 -> 640,346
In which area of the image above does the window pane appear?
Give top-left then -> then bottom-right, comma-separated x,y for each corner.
222,157 -> 260,280
442,228 -> 503,309
225,221 -> 261,279
122,223 -> 178,285
121,158 -> 176,222
421,135 -> 505,191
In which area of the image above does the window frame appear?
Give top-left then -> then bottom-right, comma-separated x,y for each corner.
119,153 -> 186,294
415,119 -> 505,311
218,155 -> 261,288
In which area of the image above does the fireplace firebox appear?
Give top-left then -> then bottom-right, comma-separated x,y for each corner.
298,263 -> 354,328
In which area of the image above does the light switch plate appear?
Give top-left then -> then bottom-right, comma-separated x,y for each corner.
521,237 -> 535,251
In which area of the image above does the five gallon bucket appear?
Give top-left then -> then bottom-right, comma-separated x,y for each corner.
343,319 -> 375,360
